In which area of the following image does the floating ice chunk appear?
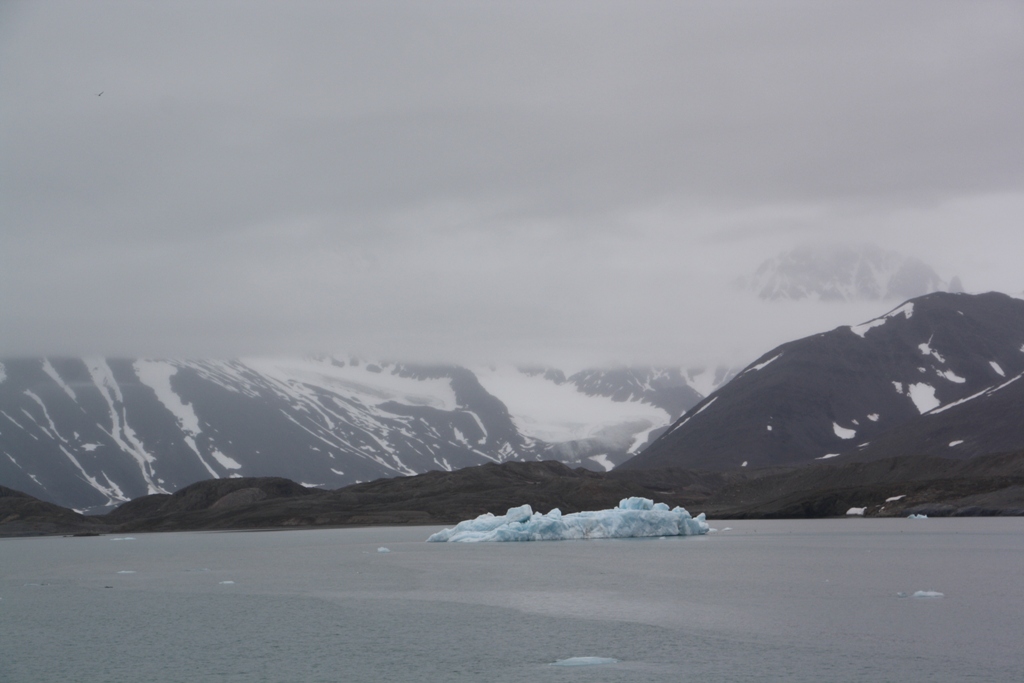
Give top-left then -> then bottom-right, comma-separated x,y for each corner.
116,570 -> 136,574
949,440 -> 963,447
908,514 -> 928,519
846,507 -> 866,516
741,460 -> 748,467
219,580 -> 235,585
817,453 -> 840,460
550,657 -> 619,667
886,495 -> 906,502
990,361 -> 1005,377
867,413 -> 879,422
721,527 -> 733,531
913,590 -> 943,598
427,497 -> 708,543
109,537 -> 136,541
377,547 -> 390,553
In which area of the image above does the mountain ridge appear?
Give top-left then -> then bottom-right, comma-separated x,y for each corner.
0,357 -> 727,511
623,291 -> 1024,472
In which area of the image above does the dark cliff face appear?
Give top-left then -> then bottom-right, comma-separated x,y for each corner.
623,292 -> 1024,471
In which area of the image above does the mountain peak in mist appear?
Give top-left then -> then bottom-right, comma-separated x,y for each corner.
744,244 -> 957,302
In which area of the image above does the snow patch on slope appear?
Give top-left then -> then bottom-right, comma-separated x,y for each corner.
747,353 -> 782,373
242,357 -> 459,412
931,372 -> 1023,414
85,359 -> 165,494
833,423 -> 856,439
907,383 -> 940,414
850,302 -> 914,338
134,360 -> 220,478
474,366 -> 668,444
918,338 -> 945,363
937,369 -> 966,383
41,360 -> 77,401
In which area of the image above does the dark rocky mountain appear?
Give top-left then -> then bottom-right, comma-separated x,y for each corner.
743,244 -> 959,302
4,451 -> 1023,536
622,292 -> 1024,471
0,357 -> 722,512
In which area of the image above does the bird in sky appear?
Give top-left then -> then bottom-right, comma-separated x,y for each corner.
96,91 -> 103,96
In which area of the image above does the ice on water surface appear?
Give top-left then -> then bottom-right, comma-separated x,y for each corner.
426,497 -> 708,542
550,657 -> 619,667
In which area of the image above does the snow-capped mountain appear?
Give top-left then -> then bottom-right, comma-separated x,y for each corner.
0,357 -> 727,511
622,292 -> 1024,471
743,244 -> 960,302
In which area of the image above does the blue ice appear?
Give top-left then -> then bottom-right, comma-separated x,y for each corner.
426,497 -> 708,542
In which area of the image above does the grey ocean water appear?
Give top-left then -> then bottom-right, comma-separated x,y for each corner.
2,519 -> 1022,682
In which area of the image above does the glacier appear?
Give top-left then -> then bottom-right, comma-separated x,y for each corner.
426,497 -> 708,543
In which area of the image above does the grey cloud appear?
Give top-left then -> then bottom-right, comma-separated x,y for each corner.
1,1 -> 1022,365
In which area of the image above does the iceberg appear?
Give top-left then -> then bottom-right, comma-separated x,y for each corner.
426,497 -> 708,543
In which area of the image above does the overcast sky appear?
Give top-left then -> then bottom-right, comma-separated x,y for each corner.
2,1 -> 1022,368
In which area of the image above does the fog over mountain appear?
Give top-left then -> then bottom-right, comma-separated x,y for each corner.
1,2 -> 1022,369
743,244 -> 962,303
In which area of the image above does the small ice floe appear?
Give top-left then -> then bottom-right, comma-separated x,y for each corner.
377,547 -> 391,553
886,495 -> 906,502
846,507 -> 866,516
912,590 -> 944,598
721,527 -> 733,531
116,570 -> 136,574
550,657 -> 619,667
908,513 -> 928,519
109,537 -> 136,542
219,580 -> 235,585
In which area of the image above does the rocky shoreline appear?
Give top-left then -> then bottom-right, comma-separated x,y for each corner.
3,451 -> 1023,537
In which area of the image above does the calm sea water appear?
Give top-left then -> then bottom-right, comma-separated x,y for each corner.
1,518 -> 1022,682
